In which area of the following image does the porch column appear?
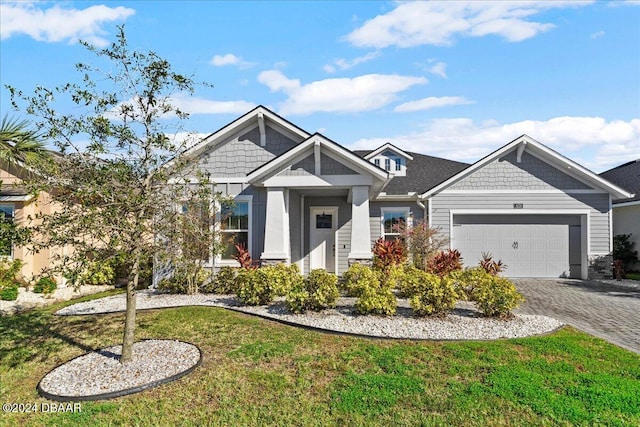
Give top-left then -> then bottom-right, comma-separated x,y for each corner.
348,185 -> 373,263
261,187 -> 290,264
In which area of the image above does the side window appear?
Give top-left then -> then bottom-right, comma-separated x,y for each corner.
395,158 -> 401,171
220,200 -> 250,260
374,159 -> 380,167
384,158 -> 391,171
381,208 -> 409,242
0,205 -> 15,258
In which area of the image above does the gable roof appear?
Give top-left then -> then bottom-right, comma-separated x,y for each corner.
248,133 -> 389,182
363,143 -> 414,161
179,105 -> 311,162
418,134 -> 634,200
600,159 -> 640,204
354,150 -> 468,195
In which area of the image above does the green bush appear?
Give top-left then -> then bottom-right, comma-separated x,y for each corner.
395,264 -> 429,297
236,264 -> 303,306
33,277 -> 57,294
286,269 -> 339,313
202,266 -> 238,294
343,263 -> 397,315
79,260 -> 115,286
450,267 -> 494,301
0,284 -> 18,301
409,274 -> 458,317
0,259 -> 23,301
342,263 -> 379,297
158,266 -> 211,294
470,275 -> 524,318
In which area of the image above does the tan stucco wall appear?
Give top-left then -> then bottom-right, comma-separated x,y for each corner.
613,204 -> 640,271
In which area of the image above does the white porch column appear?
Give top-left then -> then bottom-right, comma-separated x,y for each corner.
348,185 -> 373,261
261,187 -> 290,263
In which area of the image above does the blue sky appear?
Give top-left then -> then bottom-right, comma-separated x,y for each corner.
1,0 -> 639,172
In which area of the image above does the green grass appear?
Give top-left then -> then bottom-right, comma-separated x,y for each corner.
625,272 -> 640,281
1,292 -> 639,426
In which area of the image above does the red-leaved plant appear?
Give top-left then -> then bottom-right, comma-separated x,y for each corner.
372,237 -> 406,270
428,249 -> 463,276
479,252 -> 506,276
233,243 -> 255,269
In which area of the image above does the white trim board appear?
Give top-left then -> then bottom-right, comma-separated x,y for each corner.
440,189 -> 607,194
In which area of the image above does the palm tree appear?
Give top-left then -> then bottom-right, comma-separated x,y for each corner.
0,115 -> 49,165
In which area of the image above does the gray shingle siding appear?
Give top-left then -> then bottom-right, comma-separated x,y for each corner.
321,154 -> 358,175
198,126 -> 298,177
280,154 -> 314,176
449,151 -> 591,191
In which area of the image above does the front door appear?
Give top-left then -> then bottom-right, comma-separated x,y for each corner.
309,207 -> 338,272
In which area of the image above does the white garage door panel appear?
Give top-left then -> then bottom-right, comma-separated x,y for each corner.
452,223 -> 571,278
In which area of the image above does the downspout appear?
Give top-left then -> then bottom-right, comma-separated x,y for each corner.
300,194 -> 305,275
416,198 -> 427,224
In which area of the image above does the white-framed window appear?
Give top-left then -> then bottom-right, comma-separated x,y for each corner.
0,204 -> 15,258
217,195 -> 252,266
384,158 -> 391,171
380,207 -> 411,242
374,159 -> 380,167
395,158 -> 402,171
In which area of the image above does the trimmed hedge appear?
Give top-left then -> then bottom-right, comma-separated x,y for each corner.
286,268 -> 339,313
236,264 -> 303,306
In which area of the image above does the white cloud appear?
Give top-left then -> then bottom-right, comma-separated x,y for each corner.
0,2 -> 134,47
346,1 -> 593,48
394,96 -> 474,112
590,30 -> 605,39
258,70 -> 427,115
426,61 -> 447,78
324,51 -> 381,73
169,94 -> 256,115
350,116 -> 640,172
210,53 -> 255,69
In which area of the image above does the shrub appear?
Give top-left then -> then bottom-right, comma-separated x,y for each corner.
234,243 -> 255,269
479,252 -> 506,276
342,262 -> 379,297
449,267 -> 497,300
286,268 -> 340,313
395,264 -> 432,297
428,249 -> 463,276
343,263 -> 397,315
0,284 -> 18,301
202,266 -> 238,294
396,221 -> 448,271
613,234 -> 639,274
0,259 -> 23,301
33,277 -> 57,294
470,275 -> 524,318
372,238 -> 406,270
236,264 -> 303,306
409,274 -> 459,317
158,266 -> 210,294
79,260 -> 115,286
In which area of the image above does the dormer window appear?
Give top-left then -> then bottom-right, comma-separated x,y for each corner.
374,159 -> 380,167
385,158 -> 391,171
395,158 -> 401,171
364,143 -> 413,177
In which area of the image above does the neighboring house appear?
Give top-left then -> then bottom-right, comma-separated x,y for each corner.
174,106 -> 632,280
600,159 -> 640,271
0,159 -> 66,284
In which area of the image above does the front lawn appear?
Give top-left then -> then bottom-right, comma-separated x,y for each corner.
1,292 -> 639,426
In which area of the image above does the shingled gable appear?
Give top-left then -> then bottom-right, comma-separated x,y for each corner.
600,159 -> 640,205
418,134 -> 634,200
179,105 -> 311,161
246,133 -> 389,191
363,142 -> 414,161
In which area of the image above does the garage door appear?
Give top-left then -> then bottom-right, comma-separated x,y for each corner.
451,215 -> 581,278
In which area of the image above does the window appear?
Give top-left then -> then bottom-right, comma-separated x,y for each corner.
395,158 -> 401,171
381,208 -> 410,242
384,158 -> 391,171
220,198 -> 251,261
316,213 -> 333,229
0,205 -> 15,258
374,159 -> 380,167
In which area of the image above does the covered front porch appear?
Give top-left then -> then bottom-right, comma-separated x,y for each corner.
246,134 -> 390,274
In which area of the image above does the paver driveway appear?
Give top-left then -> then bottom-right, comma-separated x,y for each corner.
513,279 -> 640,354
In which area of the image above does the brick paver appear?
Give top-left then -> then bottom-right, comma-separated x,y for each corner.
513,279 -> 640,354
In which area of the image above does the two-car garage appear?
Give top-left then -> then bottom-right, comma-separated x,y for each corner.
451,214 -> 585,278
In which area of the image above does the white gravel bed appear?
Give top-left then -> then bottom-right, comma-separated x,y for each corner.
1,285 -> 114,316
57,290 -> 563,340
38,340 -> 201,399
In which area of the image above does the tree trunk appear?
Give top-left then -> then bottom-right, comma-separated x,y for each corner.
120,255 -> 140,363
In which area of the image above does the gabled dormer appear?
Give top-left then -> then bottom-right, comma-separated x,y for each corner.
364,143 -> 414,177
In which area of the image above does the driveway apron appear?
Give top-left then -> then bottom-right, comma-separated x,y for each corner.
513,279 -> 640,355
